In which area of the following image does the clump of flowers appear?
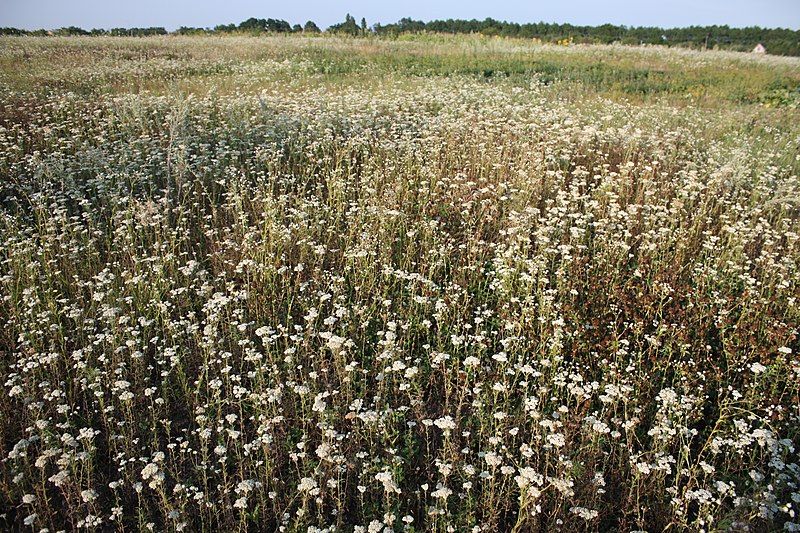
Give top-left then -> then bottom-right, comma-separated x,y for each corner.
0,33 -> 798,532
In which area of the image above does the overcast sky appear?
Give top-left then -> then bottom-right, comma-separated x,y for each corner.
2,0 -> 799,31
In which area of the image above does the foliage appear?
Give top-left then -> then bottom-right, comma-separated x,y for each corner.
374,18 -> 800,56
2,16 -> 798,55
238,17 -> 293,33
304,21 -> 322,33
0,34 -> 798,532
328,14 -> 362,36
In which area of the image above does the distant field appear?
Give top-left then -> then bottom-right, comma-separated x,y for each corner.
1,35 -> 799,532
2,35 -> 800,105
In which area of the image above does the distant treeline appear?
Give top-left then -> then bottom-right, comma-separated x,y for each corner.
2,14 -> 799,55
375,18 -> 800,56
0,26 -> 168,36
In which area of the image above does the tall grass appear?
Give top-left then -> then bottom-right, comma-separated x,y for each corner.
0,35 -> 799,532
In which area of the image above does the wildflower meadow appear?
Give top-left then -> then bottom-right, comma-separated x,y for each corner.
1,35 -> 799,531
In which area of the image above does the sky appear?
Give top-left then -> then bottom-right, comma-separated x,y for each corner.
2,0 -> 799,31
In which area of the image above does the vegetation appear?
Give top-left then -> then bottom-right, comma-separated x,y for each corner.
0,34 -> 798,532
374,18 -> 800,56
2,14 -> 799,55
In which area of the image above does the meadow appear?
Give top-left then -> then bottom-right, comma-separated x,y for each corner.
0,34 -> 799,532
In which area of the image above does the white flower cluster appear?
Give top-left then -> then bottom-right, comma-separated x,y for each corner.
1,33 -> 799,532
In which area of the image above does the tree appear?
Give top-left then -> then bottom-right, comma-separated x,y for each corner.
328,14 -> 360,36
0,27 -> 29,35
55,26 -> 90,36
265,18 -> 291,32
238,17 -> 265,32
237,17 -> 291,33
361,18 -> 368,35
303,21 -> 321,33
177,26 -> 209,35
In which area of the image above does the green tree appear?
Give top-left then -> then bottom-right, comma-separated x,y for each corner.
329,14 -> 360,36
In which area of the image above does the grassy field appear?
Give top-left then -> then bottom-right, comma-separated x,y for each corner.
0,34 -> 799,532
